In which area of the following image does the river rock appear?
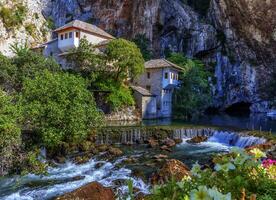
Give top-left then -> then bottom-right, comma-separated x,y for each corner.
97,144 -> 109,152
174,138 -> 183,144
162,138 -> 176,147
55,182 -> 115,200
74,155 -> 90,165
108,147 -> 123,156
150,159 -> 190,185
187,136 -> 208,144
147,139 -> 159,148
160,145 -> 172,152
153,154 -> 168,160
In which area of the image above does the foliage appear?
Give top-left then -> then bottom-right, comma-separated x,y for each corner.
0,53 -> 16,90
11,46 -> 60,90
168,53 -> 211,118
65,38 -> 104,78
132,34 -> 152,61
150,148 -> 276,200
66,38 -> 141,110
105,38 -> 144,82
25,23 -> 37,38
0,2 -> 27,29
97,80 -> 134,109
0,90 -> 21,152
0,90 -> 21,174
20,70 -> 103,149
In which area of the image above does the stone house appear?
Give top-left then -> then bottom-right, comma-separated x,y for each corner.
33,20 -> 114,69
133,59 -> 182,119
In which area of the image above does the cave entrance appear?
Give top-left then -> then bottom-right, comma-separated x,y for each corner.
225,102 -> 252,116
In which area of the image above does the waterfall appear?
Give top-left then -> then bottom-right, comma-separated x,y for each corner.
173,128 -> 215,139
208,131 -> 266,148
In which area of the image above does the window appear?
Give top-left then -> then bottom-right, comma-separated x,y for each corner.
146,85 -> 151,91
171,73 -> 173,79
65,33 -> 68,39
147,72 -> 151,79
175,74 -> 178,80
165,72 -> 168,79
69,32 -> 73,38
60,34 -> 64,40
50,52 -> 53,56
76,31 -> 79,38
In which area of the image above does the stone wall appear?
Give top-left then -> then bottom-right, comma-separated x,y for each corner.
104,106 -> 141,121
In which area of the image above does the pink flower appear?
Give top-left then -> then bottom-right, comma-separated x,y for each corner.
262,159 -> 276,168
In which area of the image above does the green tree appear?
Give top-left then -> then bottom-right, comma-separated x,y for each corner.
0,89 -> 21,174
11,46 -> 60,90
0,53 -> 16,91
105,38 -> 144,82
132,34 -> 152,61
168,53 -> 211,118
20,70 -> 103,149
65,39 -> 104,78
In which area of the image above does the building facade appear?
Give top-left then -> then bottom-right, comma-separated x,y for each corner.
133,59 -> 182,119
33,20 -> 114,69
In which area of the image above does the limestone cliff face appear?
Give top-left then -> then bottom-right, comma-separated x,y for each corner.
0,0 -> 50,56
0,0 -> 275,112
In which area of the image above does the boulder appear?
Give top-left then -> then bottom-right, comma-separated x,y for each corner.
160,145 -> 172,152
174,138 -> 183,144
55,182 -> 115,200
97,145 -> 109,152
150,159 -> 190,185
147,139 -> 159,148
108,147 -> 123,156
162,138 -> 176,147
187,136 -> 208,144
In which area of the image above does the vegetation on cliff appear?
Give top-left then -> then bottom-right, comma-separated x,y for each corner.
168,53 -> 211,118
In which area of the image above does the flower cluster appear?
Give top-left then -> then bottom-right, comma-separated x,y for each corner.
190,186 -> 231,200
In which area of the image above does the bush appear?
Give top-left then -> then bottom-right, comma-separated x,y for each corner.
11,48 -> 60,90
97,80 -> 134,109
151,148 -> 276,200
0,90 -> 21,175
0,3 -> 27,29
132,34 -> 152,61
20,71 -> 103,149
168,53 -> 211,118
0,53 -> 16,91
25,23 -> 37,38
106,38 -> 144,82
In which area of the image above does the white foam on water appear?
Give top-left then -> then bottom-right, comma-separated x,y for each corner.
0,158 -> 150,200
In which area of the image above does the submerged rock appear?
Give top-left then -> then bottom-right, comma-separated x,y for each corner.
150,159 -> 190,185
162,138 -> 176,147
147,139 -> 159,148
160,145 -> 172,152
174,138 -> 183,144
187,136 -> 208,144
55,182 -> 115,200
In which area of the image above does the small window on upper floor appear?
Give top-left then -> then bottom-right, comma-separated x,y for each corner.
147,72 -> 151,79
69,32 -> 73,38
146,85 -> 151,91
76,32 -> 79,38
65,33 -> 68,39
165,72 -> 168,79
60,34 -> 64,40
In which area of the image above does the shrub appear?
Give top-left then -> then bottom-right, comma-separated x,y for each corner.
132,34 -> 152,61
0,3 -> 27,29
25,23 -> 37,38
20,71 -> 103,149
168,53 -> 211,118
106,38 -> 145,82
11,47 -> 60,90
0,90 -> 21,175
0,53 -> 16,91
97,80 -> 135,109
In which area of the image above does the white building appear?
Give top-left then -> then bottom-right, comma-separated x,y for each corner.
133,59 -> 182,119
34,20 -> 114,68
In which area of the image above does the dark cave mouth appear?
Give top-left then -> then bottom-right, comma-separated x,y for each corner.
225,102 -> 252,116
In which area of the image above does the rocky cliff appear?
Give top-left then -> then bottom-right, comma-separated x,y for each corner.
1,0 -> 275,112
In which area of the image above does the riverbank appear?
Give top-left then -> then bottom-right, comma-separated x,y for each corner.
1,124 -> 275,199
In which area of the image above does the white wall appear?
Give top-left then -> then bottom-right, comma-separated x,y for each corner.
162,68 -> 179,88
57,29 -> 107,52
